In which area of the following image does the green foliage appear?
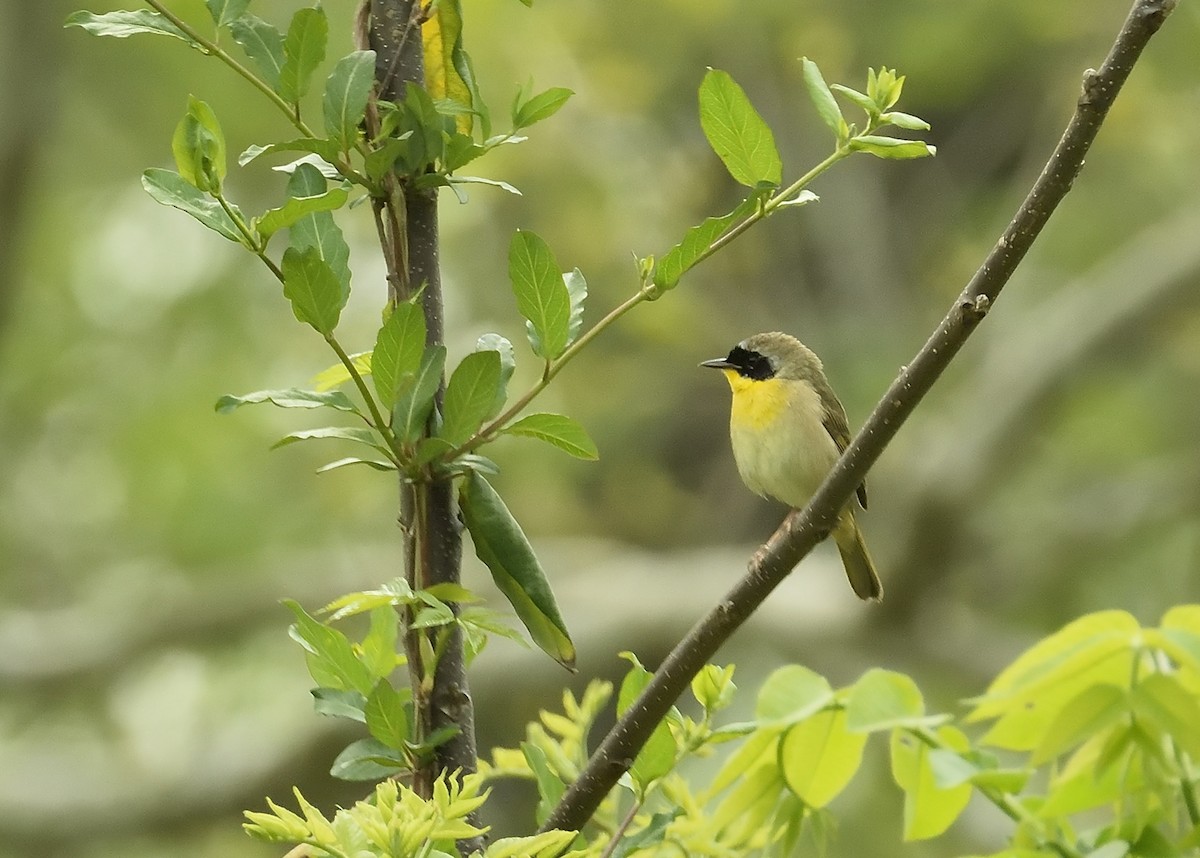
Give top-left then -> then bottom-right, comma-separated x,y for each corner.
503,413 -> 598,460
172,96 -> 227,192
277,5 -> 327,105
323,50 -> 377,149
459,470 -> 576,669
508,230 -> 573,361
371,302 -> 426,412
228,15 -> 286,90
698,68 -> 782,190
141,167 -> 245,242
281,244 -> 349,335
64,9 -> 199,46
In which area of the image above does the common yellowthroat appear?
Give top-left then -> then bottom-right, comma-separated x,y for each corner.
702,332 -> 882,601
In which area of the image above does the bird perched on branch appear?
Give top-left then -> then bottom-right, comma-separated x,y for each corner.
702,332 -> 882,601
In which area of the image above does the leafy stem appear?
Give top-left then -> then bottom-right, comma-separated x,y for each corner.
324,334 -> 400,462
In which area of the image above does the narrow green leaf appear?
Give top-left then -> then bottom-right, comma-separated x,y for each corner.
312,351 -> 371,392
141,168 -> 243,243
330,737 -> 406,780
503,412 -> 598,460
891,726 -> 972,840
563,268 -> 587,347
476,334 -> 515,420
513,86 -> 573,129
617,653 -> 677,791
284,599 -> 374,695
779,709 -> 867,807
845,668 -> 927,732
64,10 -> 200,47
229,15 -> 286,90
239,137 -> 344,167
653,196 -> 757,291
278,6 -> 327,103
880,111 -> 931,131
271,426 -> 393,459
393,345 -> 447,443
172,97 -> 226,192
755,664 -> 834,725
205,0 -> 250,28
460,471 -> 575,669
316,457 -> 396,474
255,188 -> 348,239
371,302 -> 425,410
698,69 -> 782,188
402,81 -> 446,171
447,175 -> 522,196
801,57 -> 846,139
286,164 -> 351,292
364,680 -> 410,750
323,50 -> 376,148
1031,683 -> 1128,765
281,245 -> 347,335
848,135 -> 936,160
829,83 -> 876,115
455,47 -> 490,139
439,350 -> 502,447
215,387 -> 357,414
508,230 -> 571,359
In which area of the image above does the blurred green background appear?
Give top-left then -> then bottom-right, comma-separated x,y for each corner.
3,0 -> 1200,855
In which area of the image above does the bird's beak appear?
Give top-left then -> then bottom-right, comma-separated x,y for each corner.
700,357 -> 735,370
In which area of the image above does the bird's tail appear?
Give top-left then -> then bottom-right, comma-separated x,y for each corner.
832,511 -> 883,601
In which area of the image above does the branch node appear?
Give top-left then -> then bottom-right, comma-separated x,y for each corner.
961,294 -> 992,320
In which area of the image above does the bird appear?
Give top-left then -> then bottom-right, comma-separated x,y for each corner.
701,331 -> 882,601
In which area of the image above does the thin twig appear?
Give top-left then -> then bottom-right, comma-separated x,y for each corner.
540,0 -> 1177,835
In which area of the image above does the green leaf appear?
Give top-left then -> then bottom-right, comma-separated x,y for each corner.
311,687 -> 367,722
172,96 -> 227,192
205,0 -> 250,29
64,10 -> 200,47
1030,683 -> 1128,765
284,600 -> 374,695
439,350 -> 502,447
229,15 -> 286,90
1131,673 -> 1200,758
239,137 -> 345,168
617,653 -> 677,792
316,457 -> 396,474
278,5 -> 327,103
513,86 -> 573,129
312,351 -> 371,392
563,268 -> 587,348
509,230 -> 571,360
281,245 -> 348,335
830,84 -> 876,115
255,188 -> 348,240
476,334 -> 515,420
891,726 -> 972,840
653,195 -> 758,291
848,135 -> 936,160
755,664 -> 834,726
215,387 -> 357,414
779,708 -> 867,807
393,345 -> 446,443
801,57 -> 846,139
698,68 -> 782,188
446,175 -> 522,197
364,680 -> 410,750
330,737 -> 407,780
271,427 -> 393,459
371,302 -> 426,411
141,168 -> 243,243
286,165 -> 352,292
880,111 -> 931,131
845,668 -> 928,732
522,742 -> 566,825
323,50 -> 376,148
460,471 -> 575,669
503,413 -> 598,460
691,664 -> 736,714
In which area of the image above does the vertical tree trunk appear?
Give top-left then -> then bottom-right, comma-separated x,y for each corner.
367,0 -> 479,808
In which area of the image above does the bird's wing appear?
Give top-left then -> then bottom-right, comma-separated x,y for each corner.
820,390 -> 868,510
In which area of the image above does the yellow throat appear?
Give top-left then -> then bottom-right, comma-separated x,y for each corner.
722,370 -> 790,431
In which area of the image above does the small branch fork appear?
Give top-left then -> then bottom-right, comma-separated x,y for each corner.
541,0 -> 1178,835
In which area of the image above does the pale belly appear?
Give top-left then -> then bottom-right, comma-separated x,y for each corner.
729,379 -> 840,508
